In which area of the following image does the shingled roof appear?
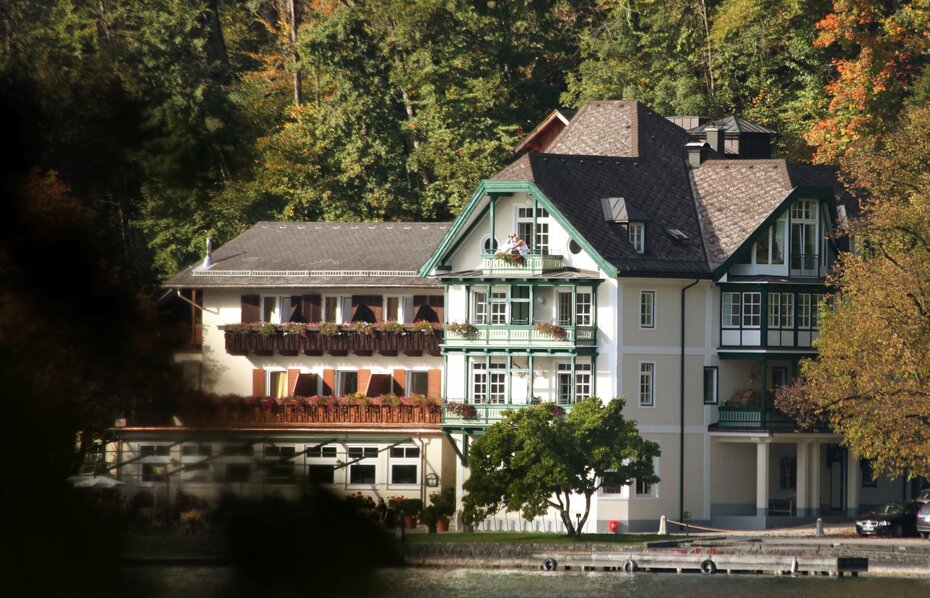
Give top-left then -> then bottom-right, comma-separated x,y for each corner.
167,222 -> 450,288
489,100 -> 849,277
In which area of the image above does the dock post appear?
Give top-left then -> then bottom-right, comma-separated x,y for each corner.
816,518 -> 824,538
658,515 -> 668,535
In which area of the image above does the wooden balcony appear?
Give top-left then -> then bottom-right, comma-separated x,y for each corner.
715,406 -> 796,429
222,327 -> 442,357
233,402 -> 442,425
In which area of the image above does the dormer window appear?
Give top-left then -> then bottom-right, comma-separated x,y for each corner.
629,222 -> 645,254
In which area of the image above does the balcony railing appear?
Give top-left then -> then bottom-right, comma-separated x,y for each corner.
443,323 -> 596,349
481,253 -> 564,276
233,402 -> 442,425
442,401 -> 569,426
789,253 -> 821,277
716,406 -> 796,429
222,326 -> 442,357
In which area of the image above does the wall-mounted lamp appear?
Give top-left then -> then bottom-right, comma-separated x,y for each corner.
425,472 -> 440,487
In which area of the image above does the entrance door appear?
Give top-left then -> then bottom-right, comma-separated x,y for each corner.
826,444 -> 846,512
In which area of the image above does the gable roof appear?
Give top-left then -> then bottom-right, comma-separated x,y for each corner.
513,108 -> 577,154
690,115 -> 777,135
167,222 -> 450,288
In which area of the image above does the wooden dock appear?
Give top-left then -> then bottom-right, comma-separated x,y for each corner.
533,550 -> 868,577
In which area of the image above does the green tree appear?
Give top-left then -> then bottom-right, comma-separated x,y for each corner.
777,106 -> 930,478
463,398 -> 660,535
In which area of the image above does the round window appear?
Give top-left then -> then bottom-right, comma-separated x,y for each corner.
568,239 -> 581,254
483,236 -> 499,253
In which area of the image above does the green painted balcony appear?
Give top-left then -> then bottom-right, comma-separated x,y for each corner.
442,401 -> 569,426
715,406 -> 796,429
481,253 -> 564,276
443,323 -> 596,349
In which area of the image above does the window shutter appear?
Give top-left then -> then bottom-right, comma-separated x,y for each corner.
392,368 -> 406,396
357,369 -> 371,396
427,368 -> 442,399
301,294 -> 321,322
322,369 -> 335,396
287,369 -> 301,396
241,295 -> 260,323
251,369 -> 265,396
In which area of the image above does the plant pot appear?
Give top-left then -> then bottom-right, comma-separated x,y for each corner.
435,517 -> 450,532
403,516 -> 417,529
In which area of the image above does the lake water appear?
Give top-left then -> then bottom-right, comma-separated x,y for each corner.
122,566 -> 930,598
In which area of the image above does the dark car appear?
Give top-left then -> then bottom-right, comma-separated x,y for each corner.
856,501 -> 919,537
916,488 -> 930,505
917,502 -> 930,539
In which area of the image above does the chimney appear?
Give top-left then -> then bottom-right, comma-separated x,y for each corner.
686,142 -> 709,168
705,126 -> 725,154
202,237 -> 213,269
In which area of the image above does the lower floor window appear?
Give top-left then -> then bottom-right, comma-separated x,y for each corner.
142,464 -> 168,482
639,363 -> 655,407
556,362 -> 592,404
350,464 -> 376,484
308,464 -> 334,484
225,464 -> 251,483
601,471 -> 626,495
391,464 -> 418,485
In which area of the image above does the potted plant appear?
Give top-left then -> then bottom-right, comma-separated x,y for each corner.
422,489 -> 455,533
533,321 -> 567,340
447,322 -> 479,339
397,498 -> 423,529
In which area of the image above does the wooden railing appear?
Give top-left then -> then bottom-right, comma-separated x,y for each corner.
233,403 -> 442,425
716,406 -> 796,429
443,324 -> 596,348
223,329 -> 442,357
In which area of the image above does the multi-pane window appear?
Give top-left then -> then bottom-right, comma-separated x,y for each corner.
389,446 -> 421,485
141,445 -> 171,458
222,444 -> 254,457
791,200 -> 819,271
307,445 -> 338,485
639,363 -> 655,407
406,371 -> 429,396
703,367 -> 718,405
753,219 -> 786,265
557,364 -> 573,405
348,446 -> 378,485
575,291 -> 592,326
575,363 -> 592,400
722,292 -> 741,328
511,286 -> 530,325
472,362 -> 506,404
742,292 -> 761,328
181,444 -> 212,481
601,471 -> 626,495
516,206 -> 549,254
640,291 -> 655,329
798,294 -> 822,329
473,290 -> 488,324
384,296 -> 401,322
635,478 -> 654,496
489,289 -> 508,324
264,445 -> 296,484
629,222 -> 645,254
767,293 -> 794,329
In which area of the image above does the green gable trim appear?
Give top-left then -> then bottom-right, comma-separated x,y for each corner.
712,186 -> 836,280
420,180 -> 619,278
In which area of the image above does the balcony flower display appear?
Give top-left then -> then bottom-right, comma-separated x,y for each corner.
533,321 -> 567,340
318,322 -> 341,336
349,320 -> 375,335
446,322 -> 479,339
494,250 -> 525,266
410,320 -> 442,334
377,320 -> 405,334
445,401 -> 478,419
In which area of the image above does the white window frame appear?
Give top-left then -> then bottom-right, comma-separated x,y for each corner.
405,370 -> 429,396
472,361 -> 488,404
489,286 -> 509,325
383,295 -> 407,324
640,290 -> 655,329
472,289 -> 488,325
347,445 -> 379,486
180,444 -> 213,482
634,457 -> 660,498
389,445 -> 421,487
261,296 -> 287,324
481,235 -> 498,254
575,289 -> 593,326
322,295 -> 353,324
639,362 -> 655,407
629,222 -> 645,254
575,362 -> 592,401
264,445 -> 296,485
767,292 -> 794,329
139,444 -> 171,483
335,370 -> 359,396
598,470 -> 631,498
742,292 -> 761,328
307,444 -> 338,485
515,205 -> 550,254
557,291 -> 573,325
722,292 -> 741,328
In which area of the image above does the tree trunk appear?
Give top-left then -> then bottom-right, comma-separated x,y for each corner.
206,0 -> 229,65
289,0 -> 302,106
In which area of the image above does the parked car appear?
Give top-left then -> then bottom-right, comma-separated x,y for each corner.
856,501 -> 919,537
917,502 -> 930,539
915,488 -> 930,505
